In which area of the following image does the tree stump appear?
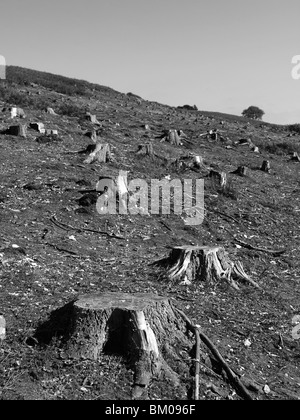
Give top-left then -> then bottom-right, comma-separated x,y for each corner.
85,112 -> 100,124
136,143 -> 154,157
7,124 -> 27,138
231,166 -> 248,177
209,130 -> 218,140
84,143 -> 112,164
154,246 -> 260,290
159,129 -> 184,146
261,160 -> 270,173
209,170 -> 227,188
193,155 -> 204,169
290,152 -> 300,162
63,292 -> 190,397
95,171 -> 128,214
46,107 -> 57,115
85,129 -> 98,143
172,154 -> 206,172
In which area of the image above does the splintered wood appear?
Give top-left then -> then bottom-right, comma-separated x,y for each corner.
155,246 -> 260,290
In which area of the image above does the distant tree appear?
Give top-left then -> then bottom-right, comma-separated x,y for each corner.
242,106 -> 265,120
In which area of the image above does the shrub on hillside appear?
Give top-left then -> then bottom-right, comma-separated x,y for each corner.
256,140 -> 300,156
58,102 -> 85,118
6,66 -> 89,97
0,83 -> 34,107
288,124 -> 300,134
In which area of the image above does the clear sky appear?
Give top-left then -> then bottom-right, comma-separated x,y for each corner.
0,0 -> 299,124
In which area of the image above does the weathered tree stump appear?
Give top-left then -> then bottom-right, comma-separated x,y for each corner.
209,129 -> 218,140
261,160 -> 270,173
154,246 -> 260,290
193,155 -> 205,169
85,129 -> 98,142
136,143 -> 154,157
159,129 -> 186,146
30,122 -> 45,133
172,154 -> 206,172
6,124 -> 27,138
290,152 -> 300,162
96,172 -> 128,214
64,292 -> 190,397
209,170 -> 227,188
231,166 -> 248,177
46,107 -> 57,115
84,143 -> 112,164
85,112 -> 100,124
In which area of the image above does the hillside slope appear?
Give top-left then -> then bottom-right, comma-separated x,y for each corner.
0,67 -> 299,400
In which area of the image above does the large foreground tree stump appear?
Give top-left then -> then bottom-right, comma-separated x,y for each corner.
64,292 -> 190,397
84,143 -> 112,164
154,246 -> 260,290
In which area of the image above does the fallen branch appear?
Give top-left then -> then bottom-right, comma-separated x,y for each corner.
209,209 -> 240,224
160,220 -> 173,232
50,216 -> 125,240
235,239 -> 286,256
45,243 -> 80,258
173,306 -> 254,401
194,328 -> 201,401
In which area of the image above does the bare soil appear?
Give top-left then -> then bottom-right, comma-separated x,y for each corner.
0,76 -> 300,400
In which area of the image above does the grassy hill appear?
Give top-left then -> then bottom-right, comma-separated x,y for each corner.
0,66 -> 299,401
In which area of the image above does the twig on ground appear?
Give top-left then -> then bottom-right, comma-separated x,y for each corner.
173,306 -> 254,401
160,220 -> 173,232
235,239 -> 286,256
45,243 -> 80,258
50,216 -> 125,240
209,209 -> 240,224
